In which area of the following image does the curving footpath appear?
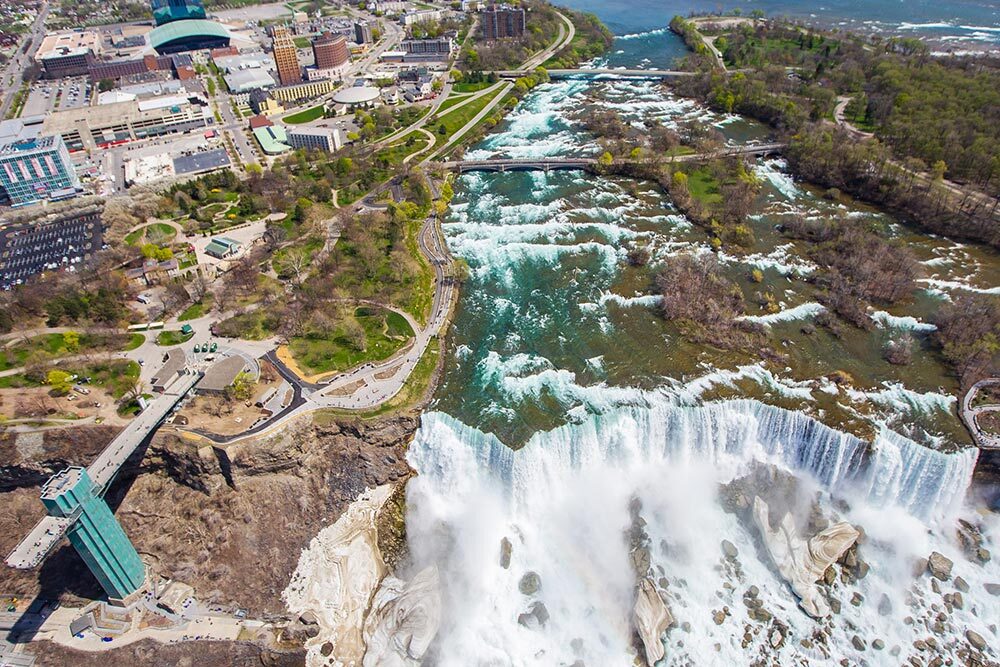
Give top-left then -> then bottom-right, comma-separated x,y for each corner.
961,379 -> 1000,449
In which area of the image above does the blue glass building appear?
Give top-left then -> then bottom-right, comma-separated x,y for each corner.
40,467 -> 146,602
0,135 -> 80,207
151,0 -> 207,26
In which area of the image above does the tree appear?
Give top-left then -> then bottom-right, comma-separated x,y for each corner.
123,376 -> 145,403
98,78 -> 115,92
62,331 -> 80,354
598,151 -> 614,168
228,371 -> 255,402
931,160 -> 947,181
343,318 -> 367,352
47,369 -> 73,395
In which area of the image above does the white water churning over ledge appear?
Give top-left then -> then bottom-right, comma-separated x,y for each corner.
404,400 -> 982,666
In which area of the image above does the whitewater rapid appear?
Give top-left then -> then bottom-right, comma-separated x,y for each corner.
404,402 -> 992,666
402,70 -> 999,666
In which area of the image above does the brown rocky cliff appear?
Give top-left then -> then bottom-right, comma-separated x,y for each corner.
119,414 -> 419,616
0,414 -> 418,617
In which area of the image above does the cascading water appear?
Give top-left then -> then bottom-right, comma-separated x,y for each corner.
405,404 -> 991,666
397,27 -> 998,667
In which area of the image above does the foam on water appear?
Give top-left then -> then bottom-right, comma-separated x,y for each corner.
869,310 -> 938,332
405,403 -> 984,666
739,301 -> 826,326
756,158 -> 803,200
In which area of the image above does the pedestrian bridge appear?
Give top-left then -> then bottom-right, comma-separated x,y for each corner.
5,371 -> 201,570
441,143 -> 786,174
497,68 -> 695,81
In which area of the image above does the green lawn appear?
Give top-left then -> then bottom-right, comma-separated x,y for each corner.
288,306 -> 415,375
0,333 -> 131,371
0,359 -> 140,396
124,222 -> 177,247
293,36 -> 311,48
687,167 -> 723,206
314,337 -> 440,420
178,300 -> 210,321
376,132 -> 431,166
401,216 -> 434,325
284,105 -> 326,124
436,92 -> 474,114
124,334 -> 146,351
452,81 -> 492,94
156,330 -> 194,346
431,86 -> 506,148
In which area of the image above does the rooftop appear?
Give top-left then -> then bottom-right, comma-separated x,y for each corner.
173,147 -> 230,175
152,348 -> 187,389
332,86 -> 380,105
199,355 -> 250,393
149,19 -> 230,51
40,466 -> 85,501
36,31 -> 101,60
0,135 -> 59,155
252,125 -> 291,154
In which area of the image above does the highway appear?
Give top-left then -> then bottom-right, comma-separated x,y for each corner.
0,1 -> 50,118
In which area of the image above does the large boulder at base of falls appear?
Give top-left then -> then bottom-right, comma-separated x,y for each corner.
927,552 -> 954,581
752,496 -> 860,618
633,577 -> 673,665
362,566 -> 442,667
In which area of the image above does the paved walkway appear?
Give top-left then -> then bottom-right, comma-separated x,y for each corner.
961,379 -> 1000,449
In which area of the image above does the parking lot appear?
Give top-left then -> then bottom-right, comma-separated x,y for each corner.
0,212 -> 104,290
20,77 -> 91,117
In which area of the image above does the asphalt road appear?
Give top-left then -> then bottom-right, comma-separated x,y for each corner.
0,1 -> 50,117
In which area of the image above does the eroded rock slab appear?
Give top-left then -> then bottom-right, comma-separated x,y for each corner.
283,484 -> 395,667
362,566 -> 442,667
634,577 -> 673,665
752,496 -> 859,617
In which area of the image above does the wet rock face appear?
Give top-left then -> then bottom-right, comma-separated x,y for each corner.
752,496 -> 860,618
927,552 -> 954,581
518,601 -> 550,629
500,537 -> 512,569
519,572 -> 541,596
966,629 -> 987,651
363,566 -> 443,667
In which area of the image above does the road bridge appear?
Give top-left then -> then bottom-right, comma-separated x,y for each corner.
441,143 -> 785,173
5,371 -> 201,570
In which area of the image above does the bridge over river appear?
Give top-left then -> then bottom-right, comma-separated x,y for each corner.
441,143 -> 786,174
496,68 -> 695,81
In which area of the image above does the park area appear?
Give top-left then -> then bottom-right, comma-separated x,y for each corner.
285,306 -> 415,378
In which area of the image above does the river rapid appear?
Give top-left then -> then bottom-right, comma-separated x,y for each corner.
402,19 -> 1000,667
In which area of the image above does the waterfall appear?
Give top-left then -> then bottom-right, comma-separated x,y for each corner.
410,400 -> 976,523
404,401 -> 984,667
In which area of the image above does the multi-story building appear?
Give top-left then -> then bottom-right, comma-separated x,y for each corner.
312,32 -> 349,70
287,126 -> 342,152
401,37 -> 454,61
354,21 -> 373,45
0,135 -> 81,207
35,31 -> 101,79
401,9 -> 447,26
481,4 -> 526,40
42,95 -> 212,152
269,78 -> 336,103
249,89 -> 284,116
40,467 -> 147,603
151,0 -> 207,26
271,26 -> 302,86
370,1 -> 406,15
